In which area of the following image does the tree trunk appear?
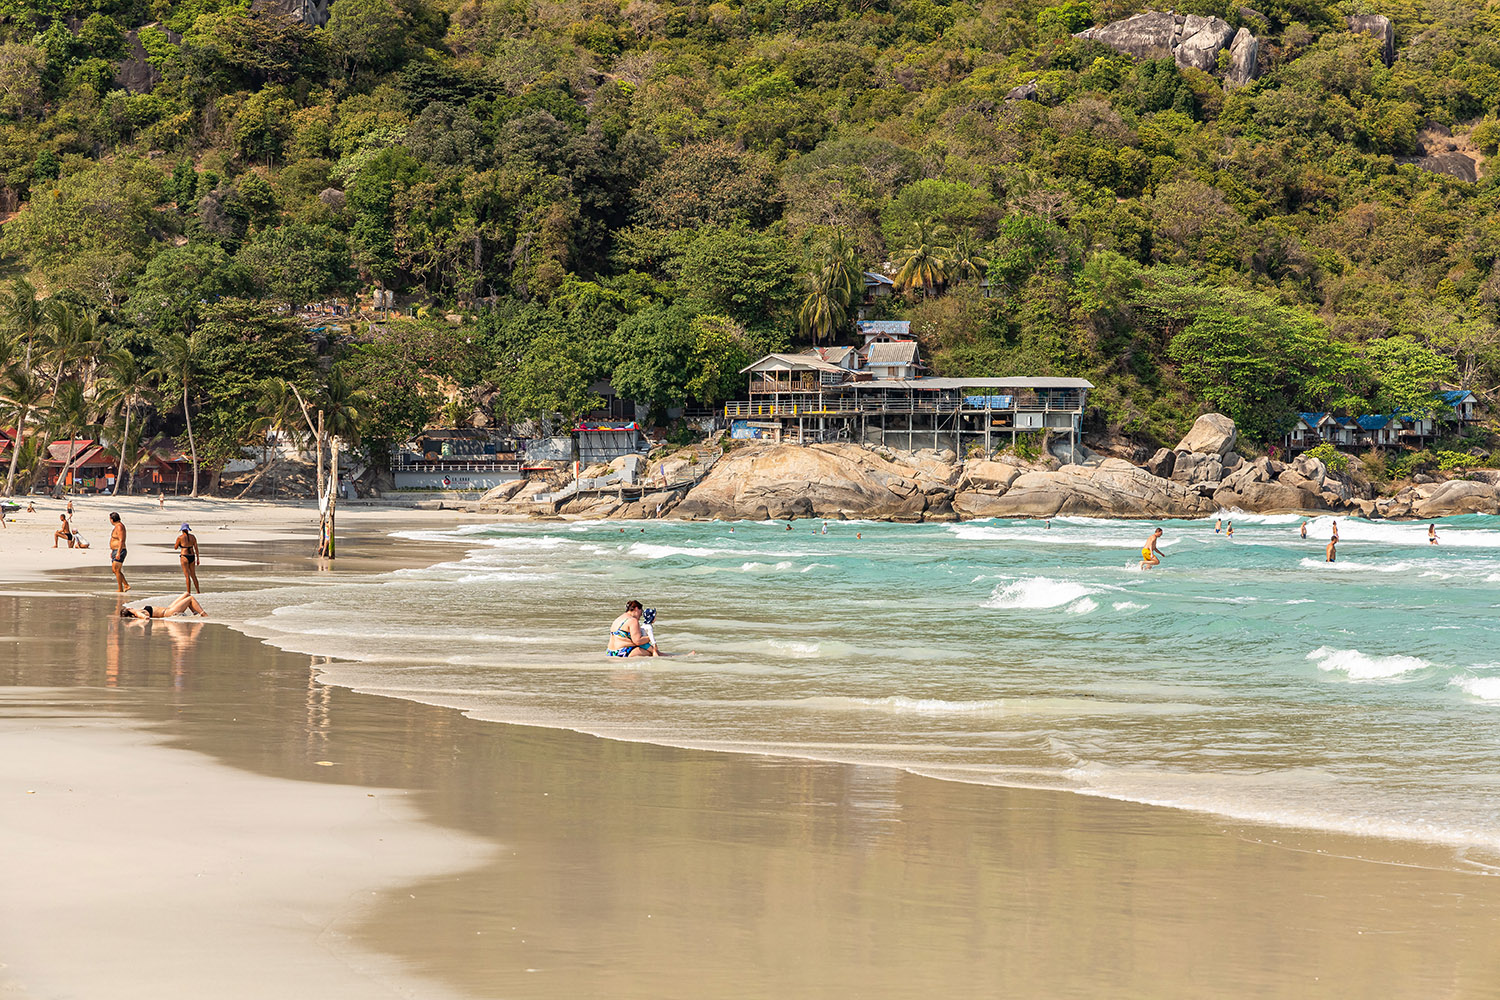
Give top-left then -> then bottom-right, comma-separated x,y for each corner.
3,403 -> 29,496
322,437 -> 339,559
184,384 -> 199,498
316,409 -> 326,500
113,406 -> 131,495
234,436 -> 278,499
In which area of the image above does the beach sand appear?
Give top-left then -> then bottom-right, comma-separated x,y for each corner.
4,500 -> 1500,998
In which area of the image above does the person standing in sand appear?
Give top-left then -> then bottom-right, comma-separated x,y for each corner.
175,523 -> 201,593
1141,528 -> 1165,569
54,513 -> 76,548
109,512 -> 129,592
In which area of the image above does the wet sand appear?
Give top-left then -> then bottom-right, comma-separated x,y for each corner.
4,521 -> 1500,997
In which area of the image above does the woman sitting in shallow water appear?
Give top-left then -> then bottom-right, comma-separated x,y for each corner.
607,600 -> 659,657
119,593 -> 208,620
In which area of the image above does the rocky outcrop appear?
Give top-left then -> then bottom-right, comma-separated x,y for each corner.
1144,447 -> 1176,478
1225,27 -> 1258,87
961,460 -> 1214,519
1347,14 -> 1395,66
1410,480 -> 1500,517
1006,80 -> 1038,101
672,443 -> 953,520
1075,11 -> 1259,85
1176,412 -> 1238,457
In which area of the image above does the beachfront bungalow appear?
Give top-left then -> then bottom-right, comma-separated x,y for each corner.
858,273 -> 894,318
1291,412 -> 1338,448
856,319 -> 911,345
726,346 -> 1092,458
390,430 -> 523,490
43,440 -> 117,491
1441,389 -> 1478,423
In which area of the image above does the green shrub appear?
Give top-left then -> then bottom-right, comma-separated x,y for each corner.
1009,431 -> 1044,463
1302,441 -> 1349,474
1436,450 -> 1481,471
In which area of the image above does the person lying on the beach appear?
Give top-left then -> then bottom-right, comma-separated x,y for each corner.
119,594 -> 208,620
607,600 -> 658,657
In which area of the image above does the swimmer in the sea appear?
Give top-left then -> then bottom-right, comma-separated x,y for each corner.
1300,520 -> 1308,539
1215,518 -> 1222,534
1140,527 -> 1165,569
1429,523 -> 1439,545
1226,520 -> 1234,538
1326,533 -> 1337,562
119,593 -> 208,619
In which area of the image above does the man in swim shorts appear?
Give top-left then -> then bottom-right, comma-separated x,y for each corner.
1141,527 -> 1165,569
54,513 -> 75,548
109,512 -> 129,593
175,522 -> 201,593
1326,533 -> 1337,563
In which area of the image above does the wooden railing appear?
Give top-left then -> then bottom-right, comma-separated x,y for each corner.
724,390 -> 1084,419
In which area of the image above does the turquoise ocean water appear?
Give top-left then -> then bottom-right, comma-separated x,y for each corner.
215,513 -> 1500,866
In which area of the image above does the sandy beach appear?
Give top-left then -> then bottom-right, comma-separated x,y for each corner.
4,499 -> 1500,998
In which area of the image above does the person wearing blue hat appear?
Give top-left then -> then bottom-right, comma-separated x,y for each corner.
175,522 -> 200,593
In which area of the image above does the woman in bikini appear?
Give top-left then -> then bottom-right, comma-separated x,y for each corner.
175,523 -> 201,593
119,593 -> 208,619
607,600 -> 658,657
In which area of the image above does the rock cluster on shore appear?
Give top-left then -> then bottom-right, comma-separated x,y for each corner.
612,413 -> 1499,522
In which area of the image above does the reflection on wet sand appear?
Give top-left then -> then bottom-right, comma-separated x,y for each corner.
5,592 -> 1500,999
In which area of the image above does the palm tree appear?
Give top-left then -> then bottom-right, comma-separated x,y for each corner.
948,229 -> 991,285
95,349 -> 146,494
152,333 -> 202,497
797,233 -> 864,344
46,379 -> 91,497
1,280 -> 50,496
0,366 -> 46,497
893,221 -> 952,299
236,378 -> 309,498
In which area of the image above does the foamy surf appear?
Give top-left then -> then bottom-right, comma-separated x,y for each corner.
985,577 -> 1095,609
1307,646 -> 1434,680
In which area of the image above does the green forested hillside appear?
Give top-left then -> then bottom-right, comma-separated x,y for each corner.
2,0 -> 1499,482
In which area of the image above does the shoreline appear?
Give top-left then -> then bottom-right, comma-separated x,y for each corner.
6,508 -> 1500,995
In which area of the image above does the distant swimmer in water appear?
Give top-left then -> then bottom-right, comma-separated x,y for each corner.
1331,520 -> 1339,542
1326,533 -> 1338,563
606,599 -> 657,658
1300,520 -> 1308,539
1226,520 -> 1234,538
1215,518 -> 1222,534
1140,527 -> 1165,569
119,593 -> 208,619
1044,519 -> 1051,530
1429,523 -> 1439,545
786,523 -> 793,531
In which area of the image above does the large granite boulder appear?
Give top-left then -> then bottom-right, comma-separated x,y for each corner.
1171,450 -> 1225,484
1411,480 -> 1500,517
959,463 -> 1214,519
958,460 -> 1024,492
1076,11 -> 1258,84
1347,14 -> 1395,66
1144,447 -> 1176,478
1176,14 -> 1237,70
1213,481 -> 1326,513
1225,27 -> 1259,87
1176,413 -> 1238,457
673,443 -> 948,520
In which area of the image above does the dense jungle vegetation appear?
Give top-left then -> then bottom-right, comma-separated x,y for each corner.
2,0 -> 1500,488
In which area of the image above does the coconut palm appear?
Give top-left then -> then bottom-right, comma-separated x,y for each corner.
893,221 -> 952,299
95,349 -> 148,494
797,233 -> 864,344
948,229 -> 991,285
236,378 -> 310,498
1,280 -> 51,495
45,379 -> 91,497
151,332 -> 203,497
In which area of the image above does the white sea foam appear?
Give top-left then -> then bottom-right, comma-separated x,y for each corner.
1307,646 -> 1433,680
1452,676 -> 1500,701
1067,598 -> 1099,614
1211,510 -> 1304,525
1298,557 -> 1414,572
1112,601 -> 1147,611
984,577 -> 1094,609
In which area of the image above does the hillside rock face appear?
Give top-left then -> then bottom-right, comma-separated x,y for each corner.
1347,14 -> 1395,66
1226,27 -> 1259,87
1075,12 -> 1259,84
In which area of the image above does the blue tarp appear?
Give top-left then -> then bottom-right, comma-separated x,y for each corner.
963,395 -> 1014,409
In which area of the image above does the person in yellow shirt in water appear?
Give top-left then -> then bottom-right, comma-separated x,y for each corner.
1141,527 -> 1165,569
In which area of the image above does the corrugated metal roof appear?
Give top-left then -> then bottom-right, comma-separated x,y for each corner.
863,271 -> 894,286
855,376 -> 1094,390
865,341 -> 920,366
856,320 -> 911,336
740,353 -> 849,375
